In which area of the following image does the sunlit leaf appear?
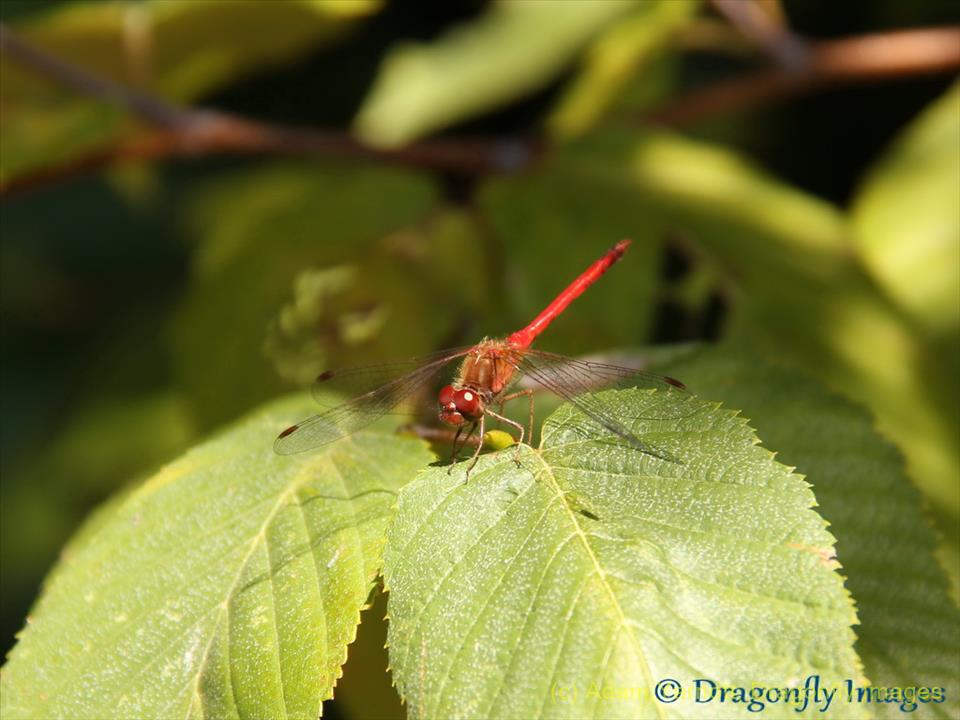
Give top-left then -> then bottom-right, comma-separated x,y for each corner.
548,1 -> 698,138
486,129 -> 959,574
384,389 -> 864,719
354,0 -> 639,148
852,81 -> 960,337
661,344 -> 960,719
0,394 -> 433,719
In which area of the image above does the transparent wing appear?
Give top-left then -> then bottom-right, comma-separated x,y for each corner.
515,349 -> 687,394
275,351 -> 468,454
309,347 -> 472,408
515,349 -> 690,463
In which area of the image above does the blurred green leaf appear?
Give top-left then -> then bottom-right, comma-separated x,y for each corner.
661,345 -> 960,719
548,0 -> 698,138
354,0 -> 639,148
517,129 -> 959,565
0,394 -> 433,719
1,0 -> 380,181
385,389 -> 864,719
170,162 -> 438,430
852,81 -> 960,337
264,265 -> 375,386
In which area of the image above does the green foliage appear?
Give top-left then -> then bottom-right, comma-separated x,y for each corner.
2,2 -> 957,718
0,395 -> 432,719
170,162 -> 438,430
484,127 -> 960,568
1,0 -> 378,180
661,346 -> 960,719
548,0 -> 698,138
384,388 -> 863,719
852,81 -> 960,338
355,0 -> 643,147
848,81 -> 960,587
6,347 -> 957,717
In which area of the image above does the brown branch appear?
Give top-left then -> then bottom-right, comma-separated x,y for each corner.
0,24 -> 191,128
0,119 -> 540,197
709,0 -> 809,69
0,24 -> 539,197
398,424 -> 483,447
4,21 -> 957,194
647,26 -> 960,127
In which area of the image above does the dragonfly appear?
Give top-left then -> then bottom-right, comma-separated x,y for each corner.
275,240 -> 688,474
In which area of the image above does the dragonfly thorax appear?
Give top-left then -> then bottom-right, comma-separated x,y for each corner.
439,342 -> 521,427
457,340 -> 519,395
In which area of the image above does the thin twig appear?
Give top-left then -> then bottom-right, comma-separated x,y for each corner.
399,424 -> 483,447
0,24 -> 539,197
647,26 -> 960,127
0,24 -> 190,128
709,0 -> 809,69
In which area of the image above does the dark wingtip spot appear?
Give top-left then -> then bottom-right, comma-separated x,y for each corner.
665,376 -> 686,389
578,508 -> 600,521
316,370 -> 335,382
278,425 -> 298,439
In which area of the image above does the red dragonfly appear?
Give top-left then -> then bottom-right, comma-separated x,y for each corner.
275,240 -> 687,472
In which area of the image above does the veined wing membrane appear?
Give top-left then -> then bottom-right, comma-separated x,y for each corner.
515,350 -> 689,463
275,352 -> 467,454
309,348 -> 472,408
517,349 -> 687,394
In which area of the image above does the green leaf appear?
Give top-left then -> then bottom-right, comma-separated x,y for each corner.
1,0 -> 380,181
354,0 -> 639,147
384,389 -> 864,719
0,394 -> 433,719
660,345 -> 960,719
547,1 -> 698,138
511,129 -> 959,573
852,81 -> 960,336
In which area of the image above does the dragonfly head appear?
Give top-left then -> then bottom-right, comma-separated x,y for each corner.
438,384 -> 482,425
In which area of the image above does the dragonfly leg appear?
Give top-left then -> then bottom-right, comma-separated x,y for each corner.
499,389 -> 535,448
464,415 -> 485,480
450,425 -> 465,462
485,408 -> 526,466
402,424 -> 479,448
447,422 -> 475,474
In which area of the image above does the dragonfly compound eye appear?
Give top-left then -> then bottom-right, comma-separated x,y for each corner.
439,385 -> 456,405
454,389 -> 480,416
